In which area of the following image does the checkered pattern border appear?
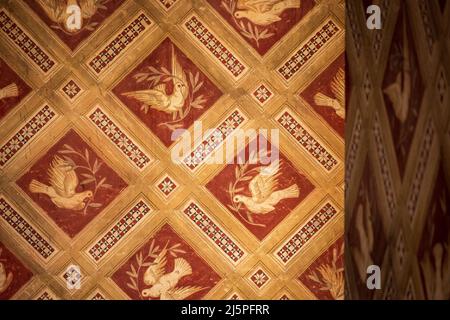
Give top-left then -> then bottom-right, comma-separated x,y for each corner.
277,109 -> 339,172
0,196 -> 57,261
418,0 -> 435,53
34,288 -> 57,300
0,10 -> 56,74
184,15 -> 247,80
346,111 -> 362,189
88,12 -> 152,75
275,201 -> 337,264
183,200 -> 246,264
0,105 -> 57,167
88,107 -> 152,170
87,199 -> 152,262
183,109 -> 247,171
407,118 -> 435,224
373,112 -> 396,219
277,19 -> 340,81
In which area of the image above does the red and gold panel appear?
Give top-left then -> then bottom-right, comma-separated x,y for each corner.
0,0 -> 344,300
206,135 -> 315,240
112,37 -> 223,147
112,224 -> 221,300
16,129 -> 128,238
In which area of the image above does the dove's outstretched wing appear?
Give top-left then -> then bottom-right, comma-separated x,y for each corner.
36,0 -> 67,23
143,248 -> 167,286
48,156 -> 78,198
79,0 -> 98,19
122,86 -> 170,110
162,285 -> 205,300
237,0 -> 280,13
331,68 -> 345,109
171,46 -> 188,91
248,160 -> 280,203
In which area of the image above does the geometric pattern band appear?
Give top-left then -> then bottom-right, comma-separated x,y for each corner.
88,107 -> 152,171
87,199 -> 152,262
0,10 -> 57,74
0,196 -> 57,261
275,201 -> 338,264
0,105 -> 57,167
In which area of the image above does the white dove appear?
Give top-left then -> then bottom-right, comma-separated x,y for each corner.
383,16 -> 411,123
141,247 -> 204,300
122,45 -> 188,120
36,0 -> 100,32
233,160 -> 299,214
314,68 -> 345,119
0,257 -> 13,294
234,0 -> 301,26
29,155 -> 93,211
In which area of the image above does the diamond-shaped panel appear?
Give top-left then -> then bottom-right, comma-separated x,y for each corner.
60,79 -> 83,102
298,237 -> 344,300
156,174 -> 179,199
300,54 -> 345,138
382,7 -> 424,177
16,129 -> 128,237
112,37 -> 223,147
206,135 -> 315,240
249,266 -> 270,290
112,224 -> 221,300
251,82 -> 274,106
417,165 -> 450,299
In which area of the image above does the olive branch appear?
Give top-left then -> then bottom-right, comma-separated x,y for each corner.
58,144 -> 112,215
132,66 -> 206,131
307,243 -> 344,300
226,151 -> 266,228
221,0 -> 275,48
125,240 -> 185,300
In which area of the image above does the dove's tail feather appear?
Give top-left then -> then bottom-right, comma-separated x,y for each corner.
0,83 -> 18,100
29,180 -> 49,194
173,258 -> 192,278
286,0 -> 301,9
314,92 -> 335,108
282,184 -> 299,199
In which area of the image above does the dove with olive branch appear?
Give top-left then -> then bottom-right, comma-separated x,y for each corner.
123,45 -> 207,131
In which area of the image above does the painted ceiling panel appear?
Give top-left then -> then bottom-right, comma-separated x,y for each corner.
0,0 -> 344,300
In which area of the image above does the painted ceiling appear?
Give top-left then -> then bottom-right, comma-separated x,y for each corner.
0,0 -> 344,300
